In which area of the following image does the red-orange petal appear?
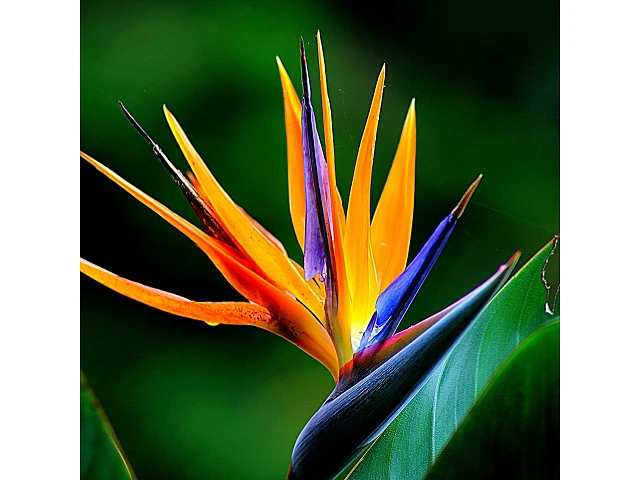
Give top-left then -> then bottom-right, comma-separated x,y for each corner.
81,258 -> 339,377
81,258 -> 263,326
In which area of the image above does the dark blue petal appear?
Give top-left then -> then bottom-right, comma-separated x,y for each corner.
287,253 -> 520,480
358,214 -> 456,349
358,175 -> 482,350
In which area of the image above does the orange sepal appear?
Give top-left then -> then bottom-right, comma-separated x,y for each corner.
81,258 -> 265,327
344,66 -> 386,346
371,99 -> 416,292
275,57 -> 307,252
81,258 -> 339,377
316,31 -> 346,236
315,31 -> 352,362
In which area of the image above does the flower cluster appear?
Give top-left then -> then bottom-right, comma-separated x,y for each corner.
81,33 -> 518,480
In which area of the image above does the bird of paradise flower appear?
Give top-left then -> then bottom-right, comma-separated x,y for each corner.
81,32 -> 520,480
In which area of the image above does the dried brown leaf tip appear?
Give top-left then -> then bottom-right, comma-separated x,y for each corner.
541,234 -> 560,315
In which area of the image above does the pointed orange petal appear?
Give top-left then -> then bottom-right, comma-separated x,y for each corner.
238,205 -> 288,256
81,258 -> 261,326
371,100 -> 417,292
81,258 -> 339,377
163,107 -> 325,321
316,31 -> 346,235
316,31 -> 352,360
275,57 -> 306,251
344,66 -> 386,347
80,151 -> 244,264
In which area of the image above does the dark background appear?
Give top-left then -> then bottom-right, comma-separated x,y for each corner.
81,1 -> 558,478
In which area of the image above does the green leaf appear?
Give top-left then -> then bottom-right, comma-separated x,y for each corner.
81,371 -> 136,480
347,236 -> 559,480
426,320 -> 559,479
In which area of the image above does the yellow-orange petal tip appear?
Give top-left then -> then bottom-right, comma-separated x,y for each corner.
451,174 -> 483,218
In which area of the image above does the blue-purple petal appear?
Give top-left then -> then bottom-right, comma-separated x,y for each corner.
300,40 -> 333,284
358,213 -> 457,350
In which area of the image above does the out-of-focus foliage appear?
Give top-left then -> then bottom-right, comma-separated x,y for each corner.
81,372 -> 136,480
81,0 -> 558,478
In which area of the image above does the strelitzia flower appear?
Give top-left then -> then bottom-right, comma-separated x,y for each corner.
81,32 -> 520,480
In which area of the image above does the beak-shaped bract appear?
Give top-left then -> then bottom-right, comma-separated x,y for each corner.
287,253 -> 520,480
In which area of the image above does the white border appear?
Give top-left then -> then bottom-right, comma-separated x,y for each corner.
3,0 -> 640,477
1,1 -> 79,477
561,0 -> 640,478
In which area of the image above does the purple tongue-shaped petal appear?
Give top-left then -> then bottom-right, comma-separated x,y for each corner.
300,40 -> 334,284
358,175 -> 483,350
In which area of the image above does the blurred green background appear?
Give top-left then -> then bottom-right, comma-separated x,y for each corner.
81,1 -> 558,478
